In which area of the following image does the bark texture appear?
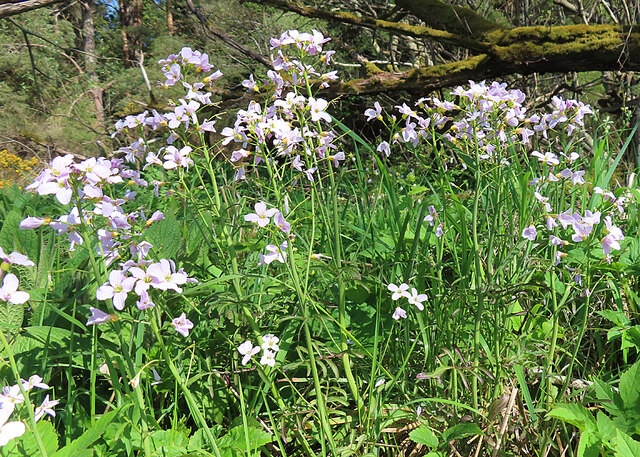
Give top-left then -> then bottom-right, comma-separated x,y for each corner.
0,0 -> 67,18
247,0 -> 640,96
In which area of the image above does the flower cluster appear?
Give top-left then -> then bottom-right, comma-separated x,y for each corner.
367,80 -> 592,163
244,201 -> 292,266
387,282 -> 428,320
238,334 -> 280,367
0,375 -> 58,447
95,259 -> 195,311
112,49 -> 221,171
225,30 -> 343,183
525,143 -> 629,264
22,153 -> 195,324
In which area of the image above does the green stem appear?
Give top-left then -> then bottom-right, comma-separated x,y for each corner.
0,330 -> 49,457
471,147 -> 485,413
149,309 -> 222,457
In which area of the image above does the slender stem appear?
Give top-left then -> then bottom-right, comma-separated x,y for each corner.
0,330 -> 49,457
471,147 -> 485,413
149,309 -> 222,457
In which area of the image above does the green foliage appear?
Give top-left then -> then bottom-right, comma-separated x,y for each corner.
550,361 -> 640,456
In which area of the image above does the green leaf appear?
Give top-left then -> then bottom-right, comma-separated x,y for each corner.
623,326 -> 640,351
0,210 -> 39,260
614,429 -> 640,457
218,426 -> 272,452
577,431 -> 602,457
441,422 -> 483,442
145,209 -> 182,259
2,420 -> 59,457
148,429 -> 188,457
548,404 -> 596,432
52,406 -> 128,457
0,301 -> 24,342
409,426 -> 438,448
597,412 -> 616,442
619,362 -> 640,411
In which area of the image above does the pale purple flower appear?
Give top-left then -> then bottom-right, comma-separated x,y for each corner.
602,215 -> 624,256
424,206 -> 438,226
136,291 -> 155,310
147,259 -> 187,292
274,212 -> 290,234
0,402 -> 25,446
245,202 -> 278,227
328,151 -> 345,168
171,313 -> 194,337
308,97 -> 331,123
0,274 -> 29,305
34,395 -> 59,422
531,150 -> 559,166
258,241 -> 288,265
86,307 -> 118,326
365,102 -> 382,121
21,375 -> 48,391
549,235 -> 567,246
522,225 -> 537,241
19,217 -> 49,230
377,141 -> 391,157
96,270 -> 136,310
0,248 -> 34,267
392,307 -> 407,320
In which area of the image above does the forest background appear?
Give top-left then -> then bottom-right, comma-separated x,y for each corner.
1,0 -> 640,173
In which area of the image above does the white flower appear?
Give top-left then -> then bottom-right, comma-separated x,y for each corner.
244,202 -> 278,227
261,334 -> 280,352
387,283 -> 409,301
407,288 -> 428,311
260,349 -> 277,367
0,402 -> 25,446
238,341 -> 260,366
392,307 -> 407,320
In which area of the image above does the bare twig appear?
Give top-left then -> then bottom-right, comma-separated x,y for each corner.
185,0 -> 272,69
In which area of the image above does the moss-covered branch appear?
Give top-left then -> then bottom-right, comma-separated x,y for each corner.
246,0 -> 492,52
395,0 -> 507,39
324,25 -> 640,95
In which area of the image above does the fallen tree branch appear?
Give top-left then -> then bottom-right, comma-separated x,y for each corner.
0,0 -> 67,18
245,0 -> 492,53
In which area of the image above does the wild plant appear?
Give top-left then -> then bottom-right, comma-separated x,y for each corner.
0,29 -> 637,457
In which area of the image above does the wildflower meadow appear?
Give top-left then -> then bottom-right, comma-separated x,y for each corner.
0,30 -> 639,456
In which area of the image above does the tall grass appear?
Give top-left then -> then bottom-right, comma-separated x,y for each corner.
0,31 -> 638,457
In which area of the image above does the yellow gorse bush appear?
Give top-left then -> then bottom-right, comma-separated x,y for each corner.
0,149 -> 39,189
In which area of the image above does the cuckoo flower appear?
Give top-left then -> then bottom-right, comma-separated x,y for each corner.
171,313 -> 194,337
245,202 -> 279,227
0,274 -> 29,305
238,341 -> 260,366
96,270 -> 136,310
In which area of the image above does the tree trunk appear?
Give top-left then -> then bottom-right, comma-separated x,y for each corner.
119,0 -> 143,68
81,0 -> 105,130
166,0 -> 174,36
